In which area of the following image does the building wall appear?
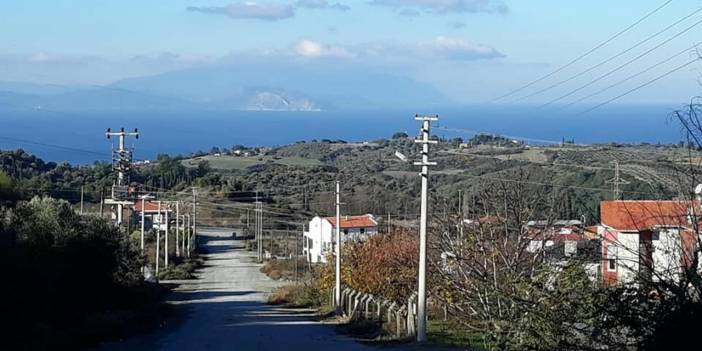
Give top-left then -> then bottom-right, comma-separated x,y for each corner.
617,232 -> 640,283
601,227 -> 640,285
302,216 -> 378,264
651,228 -> 683,283
303,217 -> 335,263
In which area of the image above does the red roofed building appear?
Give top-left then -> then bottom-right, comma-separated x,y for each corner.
131,200 -> 173,231
303,214 -> 379,263
599,200 -> 699,285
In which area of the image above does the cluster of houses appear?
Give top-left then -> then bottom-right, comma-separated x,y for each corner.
302,198 -> 702,287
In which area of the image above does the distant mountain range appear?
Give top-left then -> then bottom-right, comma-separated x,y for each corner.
0,63 -> 451,112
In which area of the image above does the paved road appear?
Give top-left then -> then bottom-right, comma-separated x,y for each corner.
101,227 -> 378,351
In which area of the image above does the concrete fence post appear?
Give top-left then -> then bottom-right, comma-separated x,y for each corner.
407,292 -> 418,337
363,295 -> 373,319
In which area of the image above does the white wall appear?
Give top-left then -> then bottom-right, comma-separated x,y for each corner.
652,228 -> 682,283
303,216 -> 334,263
616,232 -> 640,284
302,216 -> 378,264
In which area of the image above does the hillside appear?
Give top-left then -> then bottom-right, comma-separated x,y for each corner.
178,138 -> 695,227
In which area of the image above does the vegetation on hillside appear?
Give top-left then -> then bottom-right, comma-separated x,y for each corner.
0,196 -> 166,349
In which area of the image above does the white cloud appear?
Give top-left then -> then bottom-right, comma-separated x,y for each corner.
187,2 -> 295,21
187,1 -> 351,20
28,52 -> 51,63
420,36 -> 504,60
295,0 -> 351,11
368,0 -> 508,15
294,40 -> 352,58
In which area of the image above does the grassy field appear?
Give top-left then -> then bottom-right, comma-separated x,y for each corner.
183,155 -> 322,170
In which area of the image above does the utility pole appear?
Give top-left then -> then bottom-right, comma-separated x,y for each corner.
192,187 -> 197,253
105,128 -> 139,226
180,214 -> 186,257
335,181 -> 342,311
80,185 -> 84,215
414,114 -> 438,342
156,201 -> 162,277
606,160 -> 629,200
258,201 -> 263,261
255,191 -> 262,262
175,202 -> 180,257
164,203 -> 170,268
186,214 -> 191,257
141,197 -> 145,252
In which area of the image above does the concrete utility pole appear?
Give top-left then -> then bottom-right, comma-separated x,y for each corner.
80,186 -> 84,215
175,202 -> 180,257
180,213 -> 186,257
255,191 -> 262,262
258,201 -> 263,261
606,160 -> 629,200
105,128 -> 139,226
186,214 -> 191,257
335,181 -> 342,311
138,194 -> 154,253
141,197 -> 146,252
192,187 -> 197,253
414,114 -> 438,342
164,203 -> 170,268
156,200 -> 162,277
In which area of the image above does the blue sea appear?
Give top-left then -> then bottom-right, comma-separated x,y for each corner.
0,104 -> 689,164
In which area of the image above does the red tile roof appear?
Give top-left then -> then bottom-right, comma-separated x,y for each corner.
601,201 -> 693,231
133,200 -> 171,213
325,214 -> 377,229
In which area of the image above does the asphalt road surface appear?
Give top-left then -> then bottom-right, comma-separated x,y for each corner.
100,227 -> 379,351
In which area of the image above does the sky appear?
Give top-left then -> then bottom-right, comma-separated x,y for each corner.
1,0 -> 701,104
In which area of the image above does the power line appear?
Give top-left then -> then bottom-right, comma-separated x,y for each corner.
517,6 -> 702,103
578,57 -> 700,115
490,0 -> 674,102
436,126 -> 569,145
541,17 -> 702,107
0,135 -> 110,157
560,42 -> 701,109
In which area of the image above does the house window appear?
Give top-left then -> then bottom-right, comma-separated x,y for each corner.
308,238 -> 313,249
607,245 -> 617,272
360,228 -> 365,234
344,229 -> 349,235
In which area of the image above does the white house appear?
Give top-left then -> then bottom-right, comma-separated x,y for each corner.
303,214 -> 379,263
599,200 -> 698,285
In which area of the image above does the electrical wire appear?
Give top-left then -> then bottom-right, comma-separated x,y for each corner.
540,18 -> 702,107
578,57 -> 700,115
516,6 -> 702,103
560,42 -> 702,109
490,0 -> 675,102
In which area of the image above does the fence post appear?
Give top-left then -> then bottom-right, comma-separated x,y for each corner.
397,306 -> 407,338
363,295 -> 373,319
407,292 -> 417,337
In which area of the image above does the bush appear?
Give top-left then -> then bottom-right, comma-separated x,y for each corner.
318,228 -> 418,304
267,283 -> 324,307
0,196 -> 151,349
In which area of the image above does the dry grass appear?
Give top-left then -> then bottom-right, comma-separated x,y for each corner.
267,284 -> 325,307
267,285 -> 302,305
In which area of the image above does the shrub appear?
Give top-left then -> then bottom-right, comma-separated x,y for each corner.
267,283 -> 324,307
0,196 -> 149,349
